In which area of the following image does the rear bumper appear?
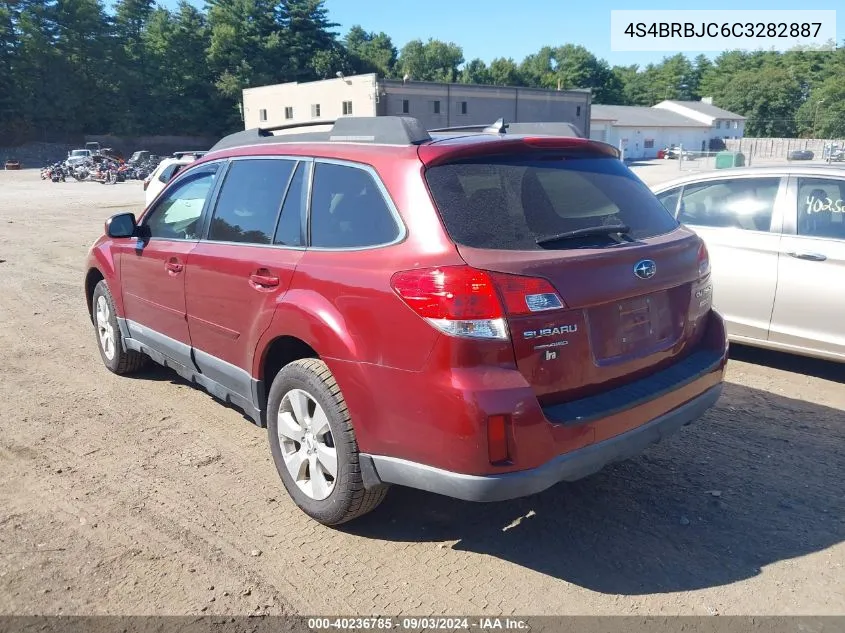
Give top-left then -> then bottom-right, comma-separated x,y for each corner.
362,382 -> 722,502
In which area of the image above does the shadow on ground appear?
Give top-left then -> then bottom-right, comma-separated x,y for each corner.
127,344 -> 845,596
347,378 -> 845,595
729,343 -> 845,383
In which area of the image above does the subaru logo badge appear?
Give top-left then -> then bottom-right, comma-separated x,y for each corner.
634,259 -> 656,280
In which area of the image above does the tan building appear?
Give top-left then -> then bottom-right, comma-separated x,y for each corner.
242,73 -> 591,136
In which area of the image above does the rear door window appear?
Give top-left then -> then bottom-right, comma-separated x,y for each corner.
309,162 -> 401,248
274,162 -> 308,246
656,187 -> 682,216
796,177 -> 845,240
678,177 -> 780,232
424,155 -> 678,250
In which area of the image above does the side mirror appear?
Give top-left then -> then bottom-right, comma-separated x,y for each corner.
106,212 -> 137,238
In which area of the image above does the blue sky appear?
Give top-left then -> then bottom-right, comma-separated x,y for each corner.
158,0 -> 842,68
321,0 -> 842,67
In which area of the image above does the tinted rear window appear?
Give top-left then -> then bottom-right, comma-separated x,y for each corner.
424,156 -> 678,250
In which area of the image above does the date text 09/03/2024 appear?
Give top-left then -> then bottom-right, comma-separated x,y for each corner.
307,617 -> 529,630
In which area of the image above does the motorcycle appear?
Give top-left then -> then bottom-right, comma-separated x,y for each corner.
41,161 -> 68,182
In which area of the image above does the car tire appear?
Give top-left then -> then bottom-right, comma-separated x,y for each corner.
267,358 -> 388,526
91,280 -> 148,375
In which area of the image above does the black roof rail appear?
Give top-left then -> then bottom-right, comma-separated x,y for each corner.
173,150 -> 208,158
209,116 -> 432,152
429,118 -> 583,138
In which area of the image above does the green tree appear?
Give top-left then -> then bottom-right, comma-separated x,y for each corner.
279,0 -> 341,82
715,66 -> 803,137
145,2 -> 227,134
689,54 -> 713,99
0,0 -> 19,138
51,0 -> 118,133
397,38 -> 463,82
796,79 -> 845,138
113,0 -> 155,134
344,25 -> 396,76
519,46 -> 556,88
459,58 -> 491,84
488,57 -> 521,86
206,0 -> 288,98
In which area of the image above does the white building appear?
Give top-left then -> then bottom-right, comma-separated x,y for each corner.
654,98 -> 746,141
241,73 -> 591,136
590,100 -> 746,160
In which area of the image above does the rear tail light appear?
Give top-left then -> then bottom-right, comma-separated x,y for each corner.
390,266 -> 565,340
697,241 -> 710,277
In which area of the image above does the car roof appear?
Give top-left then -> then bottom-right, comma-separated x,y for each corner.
651,164 -> 845,191
200,116 -> 616,167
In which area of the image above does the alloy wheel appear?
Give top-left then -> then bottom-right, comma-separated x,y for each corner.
277,388 -> 337,501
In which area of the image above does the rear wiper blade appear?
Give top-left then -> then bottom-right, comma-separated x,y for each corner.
535,224 -> 632,245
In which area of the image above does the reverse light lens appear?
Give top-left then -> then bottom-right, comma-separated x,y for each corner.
426,317 -> 509,340
525,293 -> 564,312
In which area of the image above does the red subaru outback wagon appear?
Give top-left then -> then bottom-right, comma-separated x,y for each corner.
84,117 -> 728,525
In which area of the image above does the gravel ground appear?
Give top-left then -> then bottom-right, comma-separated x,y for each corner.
0,168 -> 843,617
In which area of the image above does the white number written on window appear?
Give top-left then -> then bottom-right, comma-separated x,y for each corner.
805,195 -> 845,214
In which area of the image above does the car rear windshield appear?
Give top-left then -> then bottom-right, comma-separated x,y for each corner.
424,154 -> 679,250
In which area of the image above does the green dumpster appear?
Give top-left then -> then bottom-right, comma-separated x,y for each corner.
715,151 -> 745,169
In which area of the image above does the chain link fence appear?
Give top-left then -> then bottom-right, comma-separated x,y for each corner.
666,138 -> 845,172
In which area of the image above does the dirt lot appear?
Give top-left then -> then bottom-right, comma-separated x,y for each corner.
0,168 -> 844,617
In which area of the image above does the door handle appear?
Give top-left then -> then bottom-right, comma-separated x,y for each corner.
165,258 -> 184,274
787,251 -> 827,262
249,269 -> 280,289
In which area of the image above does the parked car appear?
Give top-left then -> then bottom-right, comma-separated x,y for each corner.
787,149 -> 814,161
85,116 -> 728,525
653,165 -> 845,363
143,155 -> 199,205
822,144 -> 844,163
128,150 -> 152,165
66,149 -> 92,167
661,146 -> 694,160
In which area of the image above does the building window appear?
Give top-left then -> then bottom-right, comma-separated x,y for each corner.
644,139 -> 654,149
284,107 -> 293,120
715,120 -> 721,129
402,99 -> 409,114
576,106 -> 581,117
459,101 -> 467,115
433,100 -> 441,115
259,109 -> 267,122
733,121 -> 738,129
311,104 -> 321,118
342,101 -> 353,116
